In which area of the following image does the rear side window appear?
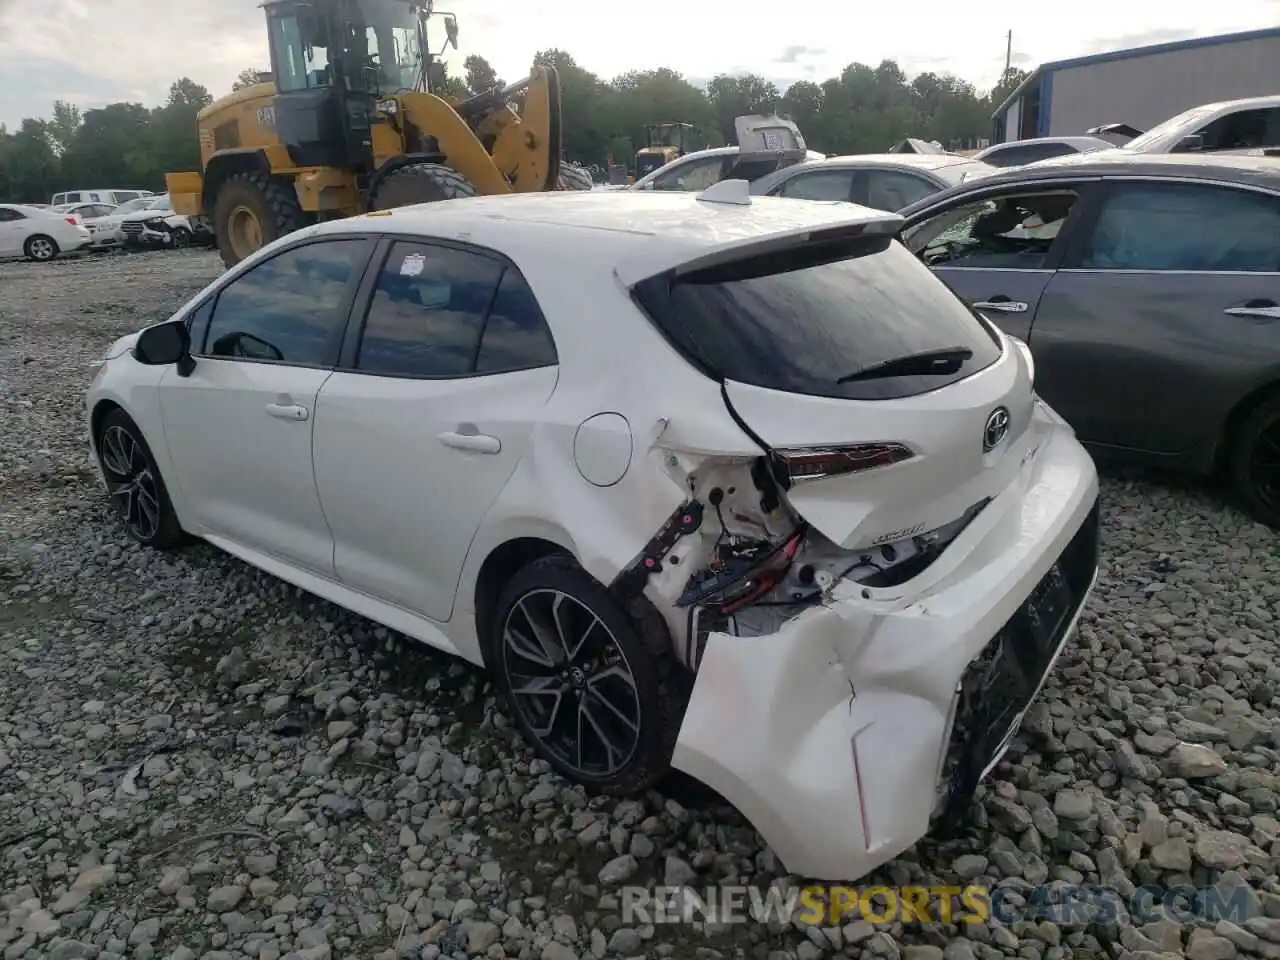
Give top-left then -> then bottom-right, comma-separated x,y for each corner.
633,237 -> 1002,401
862,171 -> 939,211
475,269 -> 558,373
777,171 -> 854,201
357,242 -> 504,377
992,142 -> 1078,166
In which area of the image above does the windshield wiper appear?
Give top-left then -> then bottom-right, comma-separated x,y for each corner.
836,346 -> 974,384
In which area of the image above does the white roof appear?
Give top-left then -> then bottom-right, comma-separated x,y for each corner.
307,189 -> 903,287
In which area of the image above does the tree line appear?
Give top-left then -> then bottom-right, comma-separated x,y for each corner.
1,54 -> 1029,203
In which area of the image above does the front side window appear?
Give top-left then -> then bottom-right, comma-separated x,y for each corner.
634,236 -> 1002,401
903,189 -> 1080,269
270,13 -> 332,92
52,194 -> 66,206
356,242 -> 504,377
202,240 -> 367,365
1075,182 -> 1280,272
652,156 -> 727,192
339,0 -> 423,93
863,171 -> 939,211
777,171 -> 854,201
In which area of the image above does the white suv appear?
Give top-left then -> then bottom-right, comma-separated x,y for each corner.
87,183 -> 1099,882
51,188 -> 154,207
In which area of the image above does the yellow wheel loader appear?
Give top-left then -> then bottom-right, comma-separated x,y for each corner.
165,0 -> 566,268
634,122 -> 695,180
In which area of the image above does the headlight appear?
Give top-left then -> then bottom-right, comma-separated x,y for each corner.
1010,335 -> 1035,385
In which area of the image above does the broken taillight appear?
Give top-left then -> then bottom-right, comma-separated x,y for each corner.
678,527 -> 807,614
773,443 -> 913,485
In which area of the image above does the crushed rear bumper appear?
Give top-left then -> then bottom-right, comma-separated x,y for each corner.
670,405 -> 1099,881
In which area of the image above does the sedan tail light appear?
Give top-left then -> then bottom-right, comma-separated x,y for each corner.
773,443 -> 913,485
65,215 -> 81,225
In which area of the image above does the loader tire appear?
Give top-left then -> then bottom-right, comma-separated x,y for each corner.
213,171 -> 307,270
556,162 -> 594,191
369,163 -> 477,210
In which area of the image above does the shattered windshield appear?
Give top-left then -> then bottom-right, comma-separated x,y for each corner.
344,0 -> 423,92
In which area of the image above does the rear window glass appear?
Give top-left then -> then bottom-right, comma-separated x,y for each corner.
634,237 -> 1002,401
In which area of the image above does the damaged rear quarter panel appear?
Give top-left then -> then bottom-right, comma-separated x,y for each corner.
451,252 -> 765,656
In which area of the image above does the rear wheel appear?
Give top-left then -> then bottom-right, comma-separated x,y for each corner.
212,171 -> 306,269
24,235 -> 58,262
369,162 -> 477,210
557,163 -> 594,191
1228,394 -> 1280,528
485,555 -> 683,796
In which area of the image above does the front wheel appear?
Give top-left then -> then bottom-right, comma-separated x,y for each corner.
485,555 -> 683,795
1228,394 -> 1280,527
171,226 -> 192,248
95,409 -> 186,549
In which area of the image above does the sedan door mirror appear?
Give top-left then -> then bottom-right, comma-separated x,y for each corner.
134,318 -> 195,376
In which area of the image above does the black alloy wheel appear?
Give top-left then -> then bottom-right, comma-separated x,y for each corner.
95,409 -> 186,548
487,555 -> 683,795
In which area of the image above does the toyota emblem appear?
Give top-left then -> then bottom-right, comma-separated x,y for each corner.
983,407 -> 1010,453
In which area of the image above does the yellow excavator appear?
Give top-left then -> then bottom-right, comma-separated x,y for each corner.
166,0 -> 581,268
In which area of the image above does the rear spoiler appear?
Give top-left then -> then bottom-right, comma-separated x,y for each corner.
1087,123 -> 1144,139
614,180 -> 903,287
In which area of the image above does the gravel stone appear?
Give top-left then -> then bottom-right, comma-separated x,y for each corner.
2,250 -> 1278,960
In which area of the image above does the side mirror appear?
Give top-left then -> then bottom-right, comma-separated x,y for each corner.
1175,133 -> 1205,152
134,319 -> 194,376
445,15 -> 459,49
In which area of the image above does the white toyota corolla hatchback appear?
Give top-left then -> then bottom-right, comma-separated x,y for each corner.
87,181 -> 1100,882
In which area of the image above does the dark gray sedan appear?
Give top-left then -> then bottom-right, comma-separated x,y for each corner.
897,151 -> 1280,526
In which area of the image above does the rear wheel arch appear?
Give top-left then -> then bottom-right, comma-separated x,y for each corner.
472,537 -> 570,667
470,535 -> 679,669
1217,378 -> 1280,468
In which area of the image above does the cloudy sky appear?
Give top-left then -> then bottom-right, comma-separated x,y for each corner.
2,0 -> 1279,128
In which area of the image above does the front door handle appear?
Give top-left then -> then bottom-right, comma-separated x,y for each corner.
265,402 -> 309,421
1224,300 -> 1280,320
438,431 -> 501,454
973,299 -> 1029,313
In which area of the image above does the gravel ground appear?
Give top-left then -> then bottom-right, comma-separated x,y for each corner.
1,249 -> 1279,960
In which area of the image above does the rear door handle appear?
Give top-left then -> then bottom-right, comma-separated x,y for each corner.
973,299 -> 1029,313
1224,300 -> 1280,320
438,430 -> 501,454
265,402 -> 309,421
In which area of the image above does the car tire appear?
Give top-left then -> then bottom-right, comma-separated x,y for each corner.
95,409 -> 186,549
24,235 -> 59,262
1228,394 -> 1280,528
486,554 -> 684,796
171,226 -> 192,248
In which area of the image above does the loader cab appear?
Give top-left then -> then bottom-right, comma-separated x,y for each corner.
264,0 -> 425,170
635,121 -> 695,179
